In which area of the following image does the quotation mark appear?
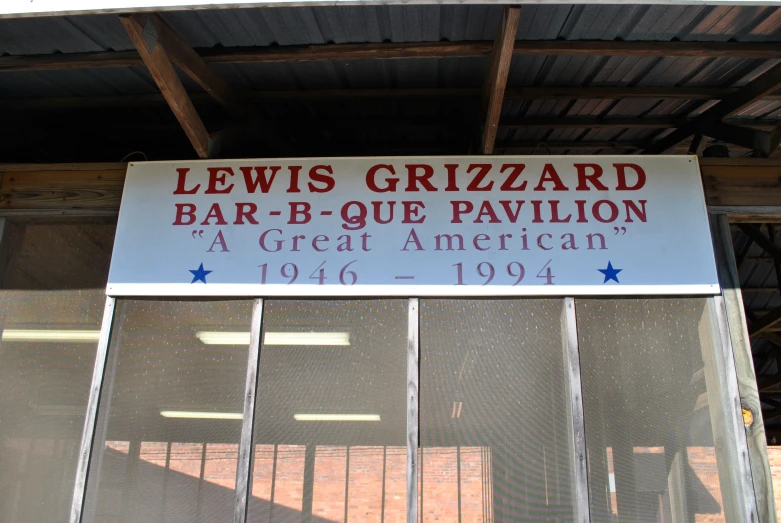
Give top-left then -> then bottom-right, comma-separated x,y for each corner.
191,230 -> 204,238
613,227 -> 627,235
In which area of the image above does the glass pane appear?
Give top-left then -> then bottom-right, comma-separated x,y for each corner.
577,299 -> 731,523
0,219 -> 114,523
82,299 -> 254,523
419,299 -> 575,522
248,300 -> 408,523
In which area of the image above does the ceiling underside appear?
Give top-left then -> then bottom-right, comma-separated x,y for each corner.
2,4 -> 781,161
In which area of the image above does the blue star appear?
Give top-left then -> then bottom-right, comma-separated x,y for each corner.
598,261 -> 622,284
189,263 -> 212,284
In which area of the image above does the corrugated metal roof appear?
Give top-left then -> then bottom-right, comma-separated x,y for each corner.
1,4 -> 781,159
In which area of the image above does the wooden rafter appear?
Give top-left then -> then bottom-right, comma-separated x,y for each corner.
737,224 -> 781,263
480,6 -> 521,155
1,87 -> 759,112
8,40 -> 781,73
120,14 -> 210,158
645,61 -> 781,155
141,14 -> 244,118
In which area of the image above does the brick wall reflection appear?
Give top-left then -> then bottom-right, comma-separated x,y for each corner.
105,441 -> 491,522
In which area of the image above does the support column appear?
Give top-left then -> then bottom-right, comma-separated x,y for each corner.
710,214 -> 775,522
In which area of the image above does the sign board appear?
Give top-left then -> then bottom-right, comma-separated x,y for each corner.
4,0 -> 781,18
107,156 -> 719,297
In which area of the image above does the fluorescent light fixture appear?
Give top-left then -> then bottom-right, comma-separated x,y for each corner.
294,414 -> 381,422
195,332 -> 250,345
160,410 -> 243,420
2,329 -> 101,342
196,331 -> 350,346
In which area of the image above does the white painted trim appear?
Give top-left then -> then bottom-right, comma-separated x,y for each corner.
106,282 -> 721,297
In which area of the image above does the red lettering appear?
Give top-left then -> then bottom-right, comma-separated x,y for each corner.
173,203 -> 196,225
402,201 -> 425,224
537,234 -> 553,251
534,164 -> 568,191
473,234 -> 490,251
341,201 -> 367,231
451,201 -> 474,223
575,200 -> 589,223
205,167 -> 234,194
287,165 -> 302,193
444,164 -> 459,192
466,164 -> 493,191
624,200 -> 648,222
549,201 -> 572,223
499,164 -> 527,191
234,203 -> 259,225
240,166 -> 279,194
372,201 -> 395,224
289,202 -> 312,224
174,168 -> 200,194
366,164 -> 398,193
499,201 -> 525,223
405,164 -> 437,192
531,200 -> 544,223
201,203 -> 227,225
475,201 -> 501,223
575,164 -> 608,191
308,165 -> 335,193
593,200 -> 619,223
615,163 -> 646,191
312,235 -> 329,252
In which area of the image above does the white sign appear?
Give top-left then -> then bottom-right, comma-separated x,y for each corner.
107,156 -> 719,297
4,0 -> 781,18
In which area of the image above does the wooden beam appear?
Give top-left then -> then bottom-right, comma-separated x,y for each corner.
737,224 -> 781,263
480,7 -> 521,154
7,39 -> 781,73
501,117 -> 780,130
750,305 -> 781,336
700,159 -> 781,208
501,117 -> 678,130
645,61 -> 781,154
710,214 -> 777,523
512,40 -> 781,59
3,158 -> 781,216
139,14 -> 244,117
3,87 -> 755,112
0,163 -> 126,213
120,15 -> 210,158
497,141 -> 644,150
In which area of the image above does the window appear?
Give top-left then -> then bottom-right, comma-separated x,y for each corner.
82,300 -> 254,523
577,299 -> 736,523
248,300 -> 409,523
0,218 -> 115,523
419,299 -> 576,522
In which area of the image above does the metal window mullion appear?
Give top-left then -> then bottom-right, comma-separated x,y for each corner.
562,297 -> 591,523
234,298 -> 264,523
70,296 -> 116,523
406,298 -> 420,523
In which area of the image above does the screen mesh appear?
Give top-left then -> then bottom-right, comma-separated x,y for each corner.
577,298 -> 729,523
248,300 -> 408,523
0,219 -> 114,523
82,299 -> 254,523
419,299 -> 575,522
0,289 -> 106,522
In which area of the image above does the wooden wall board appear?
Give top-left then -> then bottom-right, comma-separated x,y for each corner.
0,164 -> 126,212
0,160 -> 779,217
701,164 -> 781,208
